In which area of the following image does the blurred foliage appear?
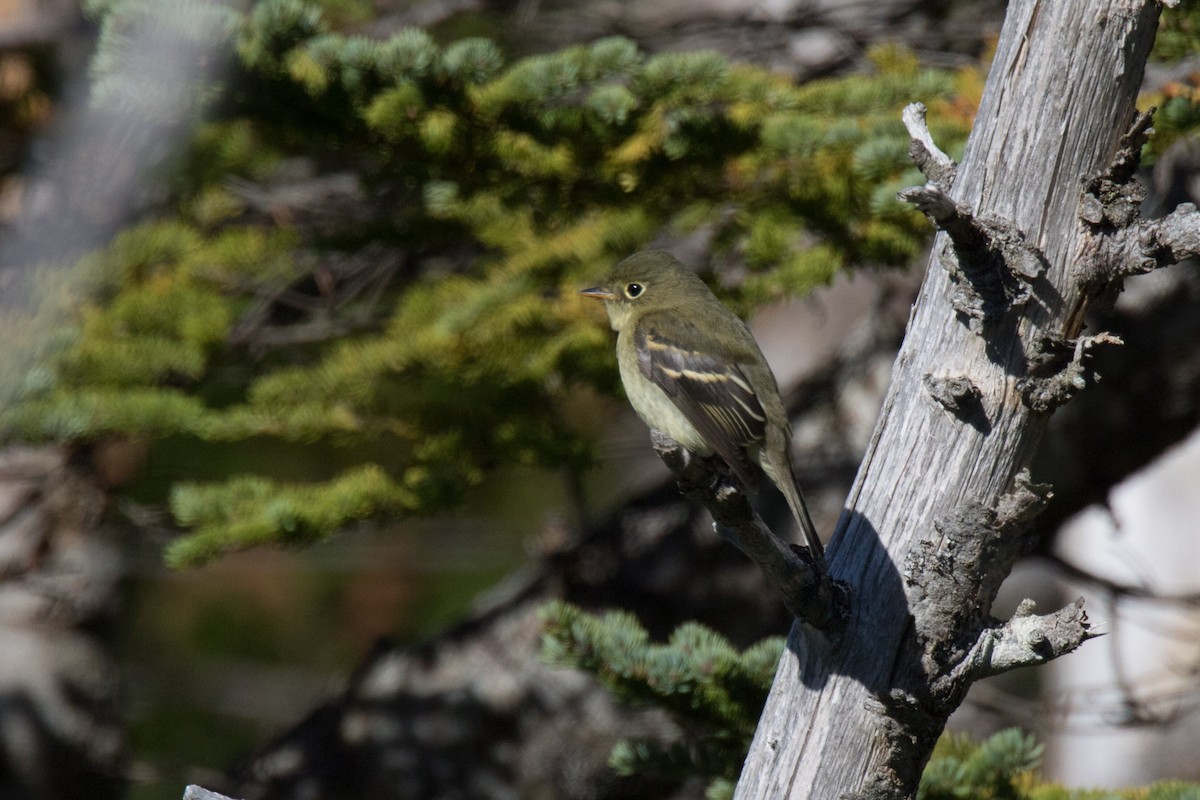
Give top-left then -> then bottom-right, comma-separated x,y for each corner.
1152,2 -> 1200,63
0,49 -> 57,177
540,600 -> 782,798
921,730 -> 1200,800
1,0 -> 982,565
541,601 -> 1200,800
920,729 -> 1045,800
4,0 -> 1198,567
1142,3 -> 1200,156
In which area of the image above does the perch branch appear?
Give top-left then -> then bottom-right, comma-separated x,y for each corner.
650,431 -> 843,632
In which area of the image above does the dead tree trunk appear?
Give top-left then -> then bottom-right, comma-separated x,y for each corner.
735,2 -> 1198,798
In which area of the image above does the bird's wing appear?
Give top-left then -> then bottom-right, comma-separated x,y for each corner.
634,314 -> 766,490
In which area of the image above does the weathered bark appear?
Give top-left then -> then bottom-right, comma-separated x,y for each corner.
735,2 -> 1186,798
185,786 -> 238,800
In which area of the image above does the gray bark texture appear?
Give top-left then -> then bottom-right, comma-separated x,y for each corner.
735,2 -> 1195,798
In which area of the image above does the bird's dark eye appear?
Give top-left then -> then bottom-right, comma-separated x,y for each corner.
625,283 -> 644,298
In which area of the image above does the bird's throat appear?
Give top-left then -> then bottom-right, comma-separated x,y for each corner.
604,301 -> 633,332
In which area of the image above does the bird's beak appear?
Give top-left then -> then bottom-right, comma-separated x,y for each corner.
579,286 -> 617,301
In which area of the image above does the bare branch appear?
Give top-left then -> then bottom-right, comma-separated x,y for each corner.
1076,108 -> 1200,287
1108,108 -> 1156,187
184,787 -> 240,800
898,185 -> 1046,325
902,102 -> 957,187
895,185 -> 963,230
1041,553 -> 1200,607
950,598 -> 1099,683
1085,202 -> 1200,284
228,246 -> 404,353
1018,331 -> 1123,412
1079,127 -> 1151,229
649,431 -> 844,632
1141,202 -> 1200,266
906,472 -> 1052,678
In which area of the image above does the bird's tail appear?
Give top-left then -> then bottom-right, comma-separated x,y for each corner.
780,472 -> 824,560
760,446 -> 824,558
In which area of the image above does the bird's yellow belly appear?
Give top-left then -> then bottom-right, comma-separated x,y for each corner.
616,337 -> 711,454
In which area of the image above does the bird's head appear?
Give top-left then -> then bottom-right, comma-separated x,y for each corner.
579,250 -> 709,331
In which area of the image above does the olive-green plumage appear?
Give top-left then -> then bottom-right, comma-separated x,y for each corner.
581,250 -> 823,558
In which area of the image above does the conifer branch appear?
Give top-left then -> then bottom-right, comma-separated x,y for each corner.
650,431 -> 843,632
17,11 -> 973,566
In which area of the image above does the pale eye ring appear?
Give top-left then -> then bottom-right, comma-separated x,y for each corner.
624,283 -> 644,298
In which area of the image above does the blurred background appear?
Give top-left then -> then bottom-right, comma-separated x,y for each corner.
0,1 -> 1199,799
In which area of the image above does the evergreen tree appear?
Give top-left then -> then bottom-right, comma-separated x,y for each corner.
3,0 -> 982,566
4,0 -> 1200,797
541,603 -> 1200,800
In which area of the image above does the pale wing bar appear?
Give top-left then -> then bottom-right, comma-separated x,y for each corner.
636,324 -> 766,491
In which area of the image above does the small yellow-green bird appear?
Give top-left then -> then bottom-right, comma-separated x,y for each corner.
581,250 -> 823,558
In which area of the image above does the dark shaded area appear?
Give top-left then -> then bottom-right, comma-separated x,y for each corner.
225,483 -> 792,800
0,448 -> 126,800
1033,264 -> 1200,537
1027,136 -> 1200,535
